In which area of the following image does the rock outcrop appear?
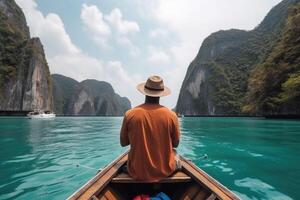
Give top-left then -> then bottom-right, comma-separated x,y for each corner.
244,2 -> 300,115
0,0 -> 53,111
52,74 -> 131,116
176,0 -> 298,115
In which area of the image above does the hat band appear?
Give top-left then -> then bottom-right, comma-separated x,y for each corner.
144,85 -> 164,91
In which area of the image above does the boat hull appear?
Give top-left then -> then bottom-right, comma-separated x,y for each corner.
68,151 -> 240,200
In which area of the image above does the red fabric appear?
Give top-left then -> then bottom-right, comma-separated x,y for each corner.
133,194 -> 150,200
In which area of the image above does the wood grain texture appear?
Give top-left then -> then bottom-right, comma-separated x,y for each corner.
112,171 -> 192,183
68,151 -> 128,200
68,151 -> 240,200
180,155 -> 239,200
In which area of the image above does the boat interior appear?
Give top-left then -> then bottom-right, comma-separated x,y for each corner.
93,170 -> 218,200
69,152 -> 239,200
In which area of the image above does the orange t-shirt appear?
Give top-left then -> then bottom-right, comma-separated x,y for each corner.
120,103 -> 180,182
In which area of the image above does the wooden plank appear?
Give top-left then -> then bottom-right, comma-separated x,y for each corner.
112,171 -> 191,183
68,151 -> 128,200
91,195 -> 101,200
206,193 -> 217,200
98,195 -> 109,200
103,188 -> 119,200
78,158 -> 126,199
180,156 -> 240,200
194,190 -> 210,200
180,184 -> 200,200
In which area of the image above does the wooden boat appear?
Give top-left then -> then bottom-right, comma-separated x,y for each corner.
68,151 -> 240,200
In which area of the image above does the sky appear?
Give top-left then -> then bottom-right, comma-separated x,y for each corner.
15,0 -> 282,108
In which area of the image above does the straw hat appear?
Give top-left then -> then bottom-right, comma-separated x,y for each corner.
137,75 -> 171,97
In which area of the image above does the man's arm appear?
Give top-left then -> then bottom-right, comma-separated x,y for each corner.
120,114 -> 130,147
171,114 -> 180,148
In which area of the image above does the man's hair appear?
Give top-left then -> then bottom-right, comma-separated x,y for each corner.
145,96 -> 160,104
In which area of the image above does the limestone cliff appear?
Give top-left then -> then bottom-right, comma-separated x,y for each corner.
0,0 -> 53,111
244,2 -> 300,115
52,74 -> 131,116
176,0 -> 298,115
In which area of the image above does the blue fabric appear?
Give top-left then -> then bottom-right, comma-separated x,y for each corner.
155,192 -> 171,200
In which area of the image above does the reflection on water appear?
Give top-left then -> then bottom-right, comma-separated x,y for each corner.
235,177 -> 293,200
0,117 -> 300,199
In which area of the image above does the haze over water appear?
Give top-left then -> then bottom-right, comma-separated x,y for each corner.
0,117 -> 299,200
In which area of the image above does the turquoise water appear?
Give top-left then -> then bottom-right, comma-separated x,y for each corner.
0,117 -> 299,200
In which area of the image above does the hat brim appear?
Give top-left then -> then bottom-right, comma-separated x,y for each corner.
137,82 -> 171,97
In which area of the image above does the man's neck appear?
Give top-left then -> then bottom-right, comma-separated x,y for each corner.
145,96 -> 160,104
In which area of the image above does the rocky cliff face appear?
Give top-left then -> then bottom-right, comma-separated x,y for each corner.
176,0 -> 298,115
244,2 -> 300,115
52,74 -> 131,116
0,0 -> 53,111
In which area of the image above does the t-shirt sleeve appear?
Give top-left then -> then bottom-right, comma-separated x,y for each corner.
171,114 -> 180,148
120,113 -> 130,147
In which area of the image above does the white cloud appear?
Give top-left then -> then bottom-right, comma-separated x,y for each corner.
16,0 -> 79,57
105,8 -> 140,34
117,36 -> 140,57
149,28 -> 168,38
81,4 -> 111,48
160,67 -> 186,109
148,46 -> 170,65
16,0 -> 143,107
80,4 -> 140,55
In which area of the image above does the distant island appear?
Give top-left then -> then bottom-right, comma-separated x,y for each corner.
52,74 -> 131,116
176,0 -> 300,117
0,0 -> 131,116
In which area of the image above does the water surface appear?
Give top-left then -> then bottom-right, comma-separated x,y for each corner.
0,117 -> 299,199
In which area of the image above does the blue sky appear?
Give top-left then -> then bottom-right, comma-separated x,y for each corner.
16,0 -> 281,108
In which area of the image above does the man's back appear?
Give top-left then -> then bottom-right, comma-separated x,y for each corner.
120,103 -> 180,182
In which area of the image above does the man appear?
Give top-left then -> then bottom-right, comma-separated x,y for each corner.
120,75 -> 180,182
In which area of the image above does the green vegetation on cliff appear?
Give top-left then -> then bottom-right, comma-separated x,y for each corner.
52,74 -> 79,114
244,3 -> 300,114
0,2 -> 28,104
208,61 -> 239,114
176,0 -> 298,116
0,11 -> 24,86
207,0 -> 292,114
0,0 -> 53,111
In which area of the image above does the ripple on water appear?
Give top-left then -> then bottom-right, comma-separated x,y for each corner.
248,152 -> 263,157
4,154 -> 36,164
235,177 -> 293,200
212,160 -> 220,164
50,127 -> 80,133
234,147 -> 246,152
1,138 -> 15,142
217,165 -> 233,173
234,147 -> 264,157
202,163 -> 213,167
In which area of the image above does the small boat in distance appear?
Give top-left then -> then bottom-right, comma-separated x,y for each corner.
68,151 -> 240,200
176,112 -> 185,118
27,109 -> 56,119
